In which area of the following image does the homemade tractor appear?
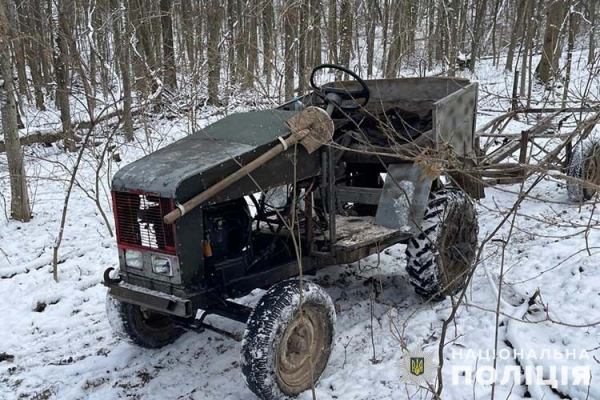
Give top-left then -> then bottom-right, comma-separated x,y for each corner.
103,64 -> 481,399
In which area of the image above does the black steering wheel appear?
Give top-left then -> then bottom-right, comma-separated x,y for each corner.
310,64 -> 370,112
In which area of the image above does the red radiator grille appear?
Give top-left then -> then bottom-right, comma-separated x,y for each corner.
113,191 -> 176,254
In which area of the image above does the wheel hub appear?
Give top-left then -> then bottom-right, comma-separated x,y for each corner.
276,307 -> 324,393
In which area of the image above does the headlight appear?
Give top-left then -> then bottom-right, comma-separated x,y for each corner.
125,250 -> 143,269
152,255 -> 173,276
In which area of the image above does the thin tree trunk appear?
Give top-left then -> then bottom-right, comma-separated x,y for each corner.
227,0 -> 236,83
181,0 -> 195,72
589,0 -> 596,65
235,0 -> 246,83
262,0 -> 274,83
469,0 -> 488,71
536,0 -> 567,83
520,0 -> 535,97
491,0 -> 501,67
53,0 -> 75,151
245,0 -> 258,88
284,0 -> 296,99
427,0 -> 435,69
380,0 -> 389,71
366,0 -> 377,77
24,0 -> 45,110
207,0 -> 221,105
339,0 -> 352,73
161,0 -> 177,90
297,0 -> 308,91
385,0 -> 401,78
0,1 -> 31,222
562,1 -> 575,107
114,0 -> 133,140
327,0 -> 337,64
10,0 -> 30,101
505,0 -> 529,72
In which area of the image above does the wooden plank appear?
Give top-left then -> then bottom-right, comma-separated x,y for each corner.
482,110 -> 565,164
335,186 -> 382,205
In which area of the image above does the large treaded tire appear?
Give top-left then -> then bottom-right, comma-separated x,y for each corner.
567,140 -> 600,202
405,188 -> 478,300
241,279 -> 336,400
105,293 -> 183,349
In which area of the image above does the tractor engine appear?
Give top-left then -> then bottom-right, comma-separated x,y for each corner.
203,199 -> 252,285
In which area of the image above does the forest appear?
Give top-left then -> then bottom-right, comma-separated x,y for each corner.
1,0 -> 600,399
1,0 -> 598,220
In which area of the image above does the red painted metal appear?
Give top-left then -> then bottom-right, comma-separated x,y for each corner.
112,191 -> 177,255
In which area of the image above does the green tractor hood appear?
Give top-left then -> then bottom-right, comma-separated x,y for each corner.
112,109 -> 321,204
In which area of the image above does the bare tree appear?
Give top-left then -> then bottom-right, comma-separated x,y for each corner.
0,1 -> 31,222
207,0 -> 221,105
588,0 -> 596,65
536,0 -> 567,83
161,0 -> 177,90
283,0 -> 296,99
53,0 -> 75,151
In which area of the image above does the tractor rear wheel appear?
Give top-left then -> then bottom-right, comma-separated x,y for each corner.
106,293 -> 183,348
405,188 -> 479,300
567,140 -> 600,202
241,279 -> 336,400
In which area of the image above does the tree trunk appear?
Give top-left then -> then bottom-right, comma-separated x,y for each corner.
491,0 -> 501,66
520,0 -> 536,97
385,1 -> 402,78
181,0 -> 195,72
235,0 -> 246,83
113,0 -> 133,140
297,0 -> 308,91
562,1 -> 575,107
505,0 -> 529,72
53,0 -> 75,151
308,0 -> 322,68
536,0 -> 567,83
380,0 -> 389,71
427,0 -> 435,69
207,0 -> 221,105
284,0 -> 296,99
366,0 -> 377,77
161,0 -> 177,90
262,0 -> 274,83
0,1 -> 31,222
327,0 -> 337,64
24,0 -> 45,110
10,0 -> 30,101
339,0 -> 352,72
589,0 -> 596,65
469,0 -> 488,71
227,0 -> 236,83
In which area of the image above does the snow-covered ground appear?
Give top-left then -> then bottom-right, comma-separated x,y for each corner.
1,55 -> 600,400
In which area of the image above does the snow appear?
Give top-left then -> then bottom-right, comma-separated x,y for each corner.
1,52 -> 600,400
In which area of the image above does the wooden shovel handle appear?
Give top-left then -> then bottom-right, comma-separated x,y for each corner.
163,131 -> 306,224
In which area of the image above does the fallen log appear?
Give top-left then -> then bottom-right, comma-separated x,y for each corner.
0,107 -> 142,153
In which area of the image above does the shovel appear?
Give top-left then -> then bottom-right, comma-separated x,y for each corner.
163,106 -> 335,225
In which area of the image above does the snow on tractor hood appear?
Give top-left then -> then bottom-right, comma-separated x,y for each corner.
112,109 -> 313,202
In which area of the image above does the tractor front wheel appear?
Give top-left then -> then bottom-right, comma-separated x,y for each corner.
241,279 -> 336,400
106,293 -> 183,349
